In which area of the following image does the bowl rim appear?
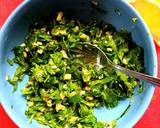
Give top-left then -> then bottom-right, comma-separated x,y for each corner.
119,1 -> 157,127
0,1 -> 31,128
0,0 -> 157,128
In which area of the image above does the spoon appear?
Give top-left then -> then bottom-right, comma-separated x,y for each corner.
73,42 -> 160,85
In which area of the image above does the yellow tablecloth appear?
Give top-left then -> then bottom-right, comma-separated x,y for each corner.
129,0 -> 160,46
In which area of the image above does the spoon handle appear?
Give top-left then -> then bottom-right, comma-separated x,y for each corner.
113,64 -> 160,86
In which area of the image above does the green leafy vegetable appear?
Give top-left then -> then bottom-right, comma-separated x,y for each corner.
132,17 -> 138,23
7,59 -> 14,66
7,11 -> 144,128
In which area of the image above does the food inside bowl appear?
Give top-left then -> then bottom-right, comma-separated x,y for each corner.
7,12 -> 144,128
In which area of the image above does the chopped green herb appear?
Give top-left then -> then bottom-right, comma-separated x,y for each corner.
115,8 -> 121,16
11,105 -> 13,109
138,81 -> 145,93
7,11 -> 144,128
7,59 -> 14,66
132,17 -> 138,23
117,103 -> 131,120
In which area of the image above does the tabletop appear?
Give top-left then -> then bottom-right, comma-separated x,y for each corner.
0,0 -> 160,128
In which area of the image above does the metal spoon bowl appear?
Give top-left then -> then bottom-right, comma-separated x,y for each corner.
72,42 -> 160,86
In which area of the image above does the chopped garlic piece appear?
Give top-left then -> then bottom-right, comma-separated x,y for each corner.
61,50 -> 68,58
60,92 -> 65,100
64,74 -> 72,80
86,96 -> 93,101
80,90 -> 85,96
56,12 -> 63,21
20,43 -> 26,47
37,49 -> 43,54
55,103 -> 65,112
80,33 -> 90,41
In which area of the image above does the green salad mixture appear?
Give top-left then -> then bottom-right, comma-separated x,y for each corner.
7,12 -> 144,128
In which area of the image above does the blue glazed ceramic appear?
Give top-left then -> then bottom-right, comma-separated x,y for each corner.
0,0 -> 157,128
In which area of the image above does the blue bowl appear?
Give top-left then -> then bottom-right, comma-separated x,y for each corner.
0,0 -> 157,128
